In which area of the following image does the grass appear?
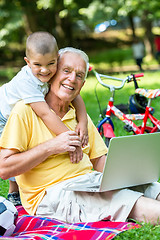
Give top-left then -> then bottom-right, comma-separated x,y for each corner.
115,223 -> 160,239
88,46 -> 158,73
0,47 -> 160,239
0,179 -> 9,198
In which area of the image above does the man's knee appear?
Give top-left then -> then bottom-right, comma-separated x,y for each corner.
129,196 -> 160,224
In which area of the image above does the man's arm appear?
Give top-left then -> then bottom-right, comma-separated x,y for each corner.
0,131 -> 81,180
90,155 -> 106,173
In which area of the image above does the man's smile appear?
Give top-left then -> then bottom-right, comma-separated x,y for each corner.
62,84 -> 74,90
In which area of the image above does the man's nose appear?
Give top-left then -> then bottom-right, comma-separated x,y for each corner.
69,72 -> 76,82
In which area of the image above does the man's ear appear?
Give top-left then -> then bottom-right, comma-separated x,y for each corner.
24,57 -> 31,67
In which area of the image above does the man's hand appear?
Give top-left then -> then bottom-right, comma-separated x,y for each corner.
51,131 -> 82,154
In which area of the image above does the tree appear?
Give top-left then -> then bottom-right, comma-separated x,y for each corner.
0,0 -> 160,62
81,0 -> 160,55
0,0 -> 92,49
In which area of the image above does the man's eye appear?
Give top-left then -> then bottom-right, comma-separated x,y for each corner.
34,63 -> 41,66
77,74 -> 83,80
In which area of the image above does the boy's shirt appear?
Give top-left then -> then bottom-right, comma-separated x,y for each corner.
0,65 -> 49,119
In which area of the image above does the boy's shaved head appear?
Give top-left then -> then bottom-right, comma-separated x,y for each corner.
26,31 -> 58,58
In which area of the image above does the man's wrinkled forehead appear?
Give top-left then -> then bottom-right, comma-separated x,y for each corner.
59,52 -> 86,73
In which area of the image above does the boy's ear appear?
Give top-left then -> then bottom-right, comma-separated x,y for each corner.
24,57 -> 31,67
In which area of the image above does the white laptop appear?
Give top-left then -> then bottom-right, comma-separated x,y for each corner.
64,133 -> 160,192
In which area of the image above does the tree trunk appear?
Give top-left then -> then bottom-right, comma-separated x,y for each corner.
19,0 -> 39,35
142,11 -> 154,56
128,12 -> 136,39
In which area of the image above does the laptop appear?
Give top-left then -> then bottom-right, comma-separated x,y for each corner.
64,133 -> 160,192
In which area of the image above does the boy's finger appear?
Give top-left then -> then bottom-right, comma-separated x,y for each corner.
69,152 -> 73,162
72,152 -> 78,163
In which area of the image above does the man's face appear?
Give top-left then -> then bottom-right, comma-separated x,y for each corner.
50,52 -> 86,102
24,50 -> 58,83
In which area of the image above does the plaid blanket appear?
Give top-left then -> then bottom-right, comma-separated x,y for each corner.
0,206 -> 139,240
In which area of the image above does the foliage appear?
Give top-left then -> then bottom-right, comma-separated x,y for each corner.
0,0 -> 24,47
0,0 -> 93,49
82,0 -> 160,26
0,0 -> 160,56
0,67 -> 19,84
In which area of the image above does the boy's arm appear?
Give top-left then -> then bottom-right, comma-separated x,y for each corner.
30,101 -> 83,164
30,101 -> 69,135
72,94 -> 88,147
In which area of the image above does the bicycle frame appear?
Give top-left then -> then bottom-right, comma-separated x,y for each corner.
97,99 -> 160,138
93,69 -> 160,141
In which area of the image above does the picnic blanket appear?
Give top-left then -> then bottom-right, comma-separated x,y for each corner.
0,205 -> 140,240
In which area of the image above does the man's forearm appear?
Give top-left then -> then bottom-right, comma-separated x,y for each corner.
0,139 -> 57,179
0,131 -> 81,180
91,155 -> 106,173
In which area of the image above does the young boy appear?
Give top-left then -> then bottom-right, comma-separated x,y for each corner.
0,31 -> 88,205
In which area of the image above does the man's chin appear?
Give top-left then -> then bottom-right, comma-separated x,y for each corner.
59,93 -> 75,103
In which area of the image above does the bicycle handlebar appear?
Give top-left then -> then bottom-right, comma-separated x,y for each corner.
134,73 -> 144,78
92,69 -> 144,91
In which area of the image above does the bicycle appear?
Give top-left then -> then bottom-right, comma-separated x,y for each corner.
91,68 -> 160,146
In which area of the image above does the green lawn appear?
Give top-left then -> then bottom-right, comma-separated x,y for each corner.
0,178 -> 9,198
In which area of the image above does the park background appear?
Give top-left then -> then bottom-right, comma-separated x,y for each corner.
1,0 -> 160,238
0,0 -> 160,72
1,0 -> 160,138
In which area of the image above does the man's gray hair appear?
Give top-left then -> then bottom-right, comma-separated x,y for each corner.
58,47 -> 89,79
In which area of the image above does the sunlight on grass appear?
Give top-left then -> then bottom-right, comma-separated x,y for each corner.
88,47 -> 158,71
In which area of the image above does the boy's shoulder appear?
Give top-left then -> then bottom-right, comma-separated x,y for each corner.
10,65 -> 31,83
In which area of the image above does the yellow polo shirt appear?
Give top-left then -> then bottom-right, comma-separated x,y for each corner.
0,101 -> 108,215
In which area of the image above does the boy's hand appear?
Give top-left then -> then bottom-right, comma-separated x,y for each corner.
76,122 -> 89,148
69,147 -> 83,163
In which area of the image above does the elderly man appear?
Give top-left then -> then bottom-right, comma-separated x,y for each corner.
1,47 -> 160,224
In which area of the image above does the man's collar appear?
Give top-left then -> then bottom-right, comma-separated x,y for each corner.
61,103 -> 75,121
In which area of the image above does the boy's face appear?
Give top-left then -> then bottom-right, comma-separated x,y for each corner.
24,51 -> 58,83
